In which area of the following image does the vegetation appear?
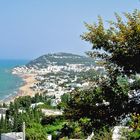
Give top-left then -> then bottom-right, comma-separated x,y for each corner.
0,94 -> 65,139
1,9 -> 140,140
92,127 -> 112,140
27,52 -> 95,68
61,9 -> 140,138
81,9 -> 140,75
127,113 -> 140,139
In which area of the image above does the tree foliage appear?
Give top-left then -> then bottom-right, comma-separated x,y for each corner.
26,123 -> 47,140
64,84 -> 129,130
63,10 -> 140,137
81,9 -> 140,75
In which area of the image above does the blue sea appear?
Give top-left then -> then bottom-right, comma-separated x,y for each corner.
0,60 -> 29,100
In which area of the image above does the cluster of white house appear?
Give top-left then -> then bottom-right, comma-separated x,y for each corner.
12,64 -> 105,105
12,64 -> 105,75
32,73 -> 90,103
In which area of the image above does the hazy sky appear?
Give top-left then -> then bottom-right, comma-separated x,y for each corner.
0,0 -> 139,59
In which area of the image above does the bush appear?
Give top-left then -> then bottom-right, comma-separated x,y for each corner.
92,127 -> 112,140
127,113 -> 140,140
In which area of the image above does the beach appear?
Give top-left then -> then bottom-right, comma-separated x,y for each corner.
18,74 -> 37,97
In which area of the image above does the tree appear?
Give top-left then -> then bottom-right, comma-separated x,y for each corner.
26,123 -> 47,140
81,9 -> 140,75
80,9 -> 140,116
64,10 -> 140,135
64,85 -> 129,130
127,113 -> 140,139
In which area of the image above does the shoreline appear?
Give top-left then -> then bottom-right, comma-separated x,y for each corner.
18,73 -> 37,97
0,73 -> 38,104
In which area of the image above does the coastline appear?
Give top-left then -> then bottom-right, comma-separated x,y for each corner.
18,74 -> 37,97
0,73 -> 38,104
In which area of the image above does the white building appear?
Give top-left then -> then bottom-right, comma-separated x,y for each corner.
1,132 -> 23,140
0,108 -> 8,119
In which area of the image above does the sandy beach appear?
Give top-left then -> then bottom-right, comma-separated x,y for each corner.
18,74 -> 37,97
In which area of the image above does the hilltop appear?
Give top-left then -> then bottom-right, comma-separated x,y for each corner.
26,52 -> 95,68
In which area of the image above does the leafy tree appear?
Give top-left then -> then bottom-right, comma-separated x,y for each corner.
64,85 -> 129,129
0,116 -> 11,134
63,10 -> 140,136
60,121 -> 85,139
81,9 -> 140,75
61,93 -> 70,104
79,117 -> 92,136
127,113 -> 140,139
0,116 -> 5,133
92,127 -> 112,140
58,93 -> 70,110
2,103 -> 7,108
81,9 -> 140,120
26,123 -> 48,140
130,77 -> 140,90
14,96 -> 32,109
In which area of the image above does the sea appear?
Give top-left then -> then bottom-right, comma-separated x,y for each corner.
0,60 -> 29,100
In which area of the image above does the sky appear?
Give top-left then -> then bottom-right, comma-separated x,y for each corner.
0,0 -> 140,60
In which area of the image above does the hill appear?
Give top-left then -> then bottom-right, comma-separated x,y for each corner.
26,52 -> 95,68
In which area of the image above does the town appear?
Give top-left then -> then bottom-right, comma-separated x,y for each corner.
12,62 -> 105,106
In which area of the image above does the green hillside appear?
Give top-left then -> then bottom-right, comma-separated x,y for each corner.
26,53 -> 95,68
